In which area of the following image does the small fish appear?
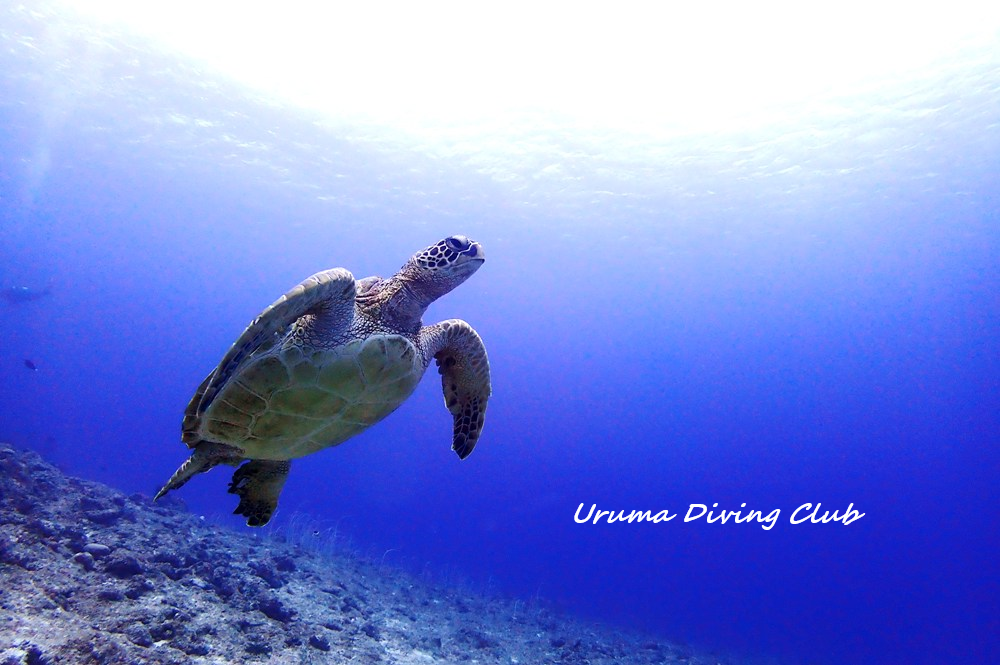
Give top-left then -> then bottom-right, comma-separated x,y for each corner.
24,359 -> 37,371
4,284 -> 52,305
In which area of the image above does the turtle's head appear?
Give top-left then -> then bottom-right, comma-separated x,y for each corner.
395,235 -> 484,310
412,235 -> 484,274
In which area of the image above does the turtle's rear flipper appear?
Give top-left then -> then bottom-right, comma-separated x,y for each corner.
155,441 -> 241,501
228,460 -> 291,527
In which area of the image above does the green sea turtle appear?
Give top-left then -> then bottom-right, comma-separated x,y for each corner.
154,236 -> 490,526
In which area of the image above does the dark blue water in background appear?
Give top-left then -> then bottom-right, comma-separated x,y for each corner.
2,5 -> 997,664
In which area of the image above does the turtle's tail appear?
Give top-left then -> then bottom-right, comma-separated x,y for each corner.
154,441 -> 241,501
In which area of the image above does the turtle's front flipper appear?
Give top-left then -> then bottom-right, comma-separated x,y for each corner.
228,460 -> 291,527
420,319 -> 491,459
154,441 -> 242,500
201,268 -> 357,411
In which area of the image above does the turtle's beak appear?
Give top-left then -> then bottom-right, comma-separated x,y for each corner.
452,241 -> 484,280
465,242 -> 485,262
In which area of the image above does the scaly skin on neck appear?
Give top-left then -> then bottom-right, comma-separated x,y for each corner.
368,274 -> 428,335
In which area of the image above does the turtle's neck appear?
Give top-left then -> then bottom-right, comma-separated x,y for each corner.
374,277 -> 430,335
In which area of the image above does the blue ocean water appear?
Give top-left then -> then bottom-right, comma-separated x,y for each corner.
2,4 -> 998,664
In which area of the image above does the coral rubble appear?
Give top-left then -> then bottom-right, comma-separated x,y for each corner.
0,444 -> 722,664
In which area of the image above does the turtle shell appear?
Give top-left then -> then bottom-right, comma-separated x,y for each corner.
195,334 -> 423,460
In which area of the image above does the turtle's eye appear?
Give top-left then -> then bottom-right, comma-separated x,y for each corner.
445,235 -> 471,252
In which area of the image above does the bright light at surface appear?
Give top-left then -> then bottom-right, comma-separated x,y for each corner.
57,0 -> 1000,135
